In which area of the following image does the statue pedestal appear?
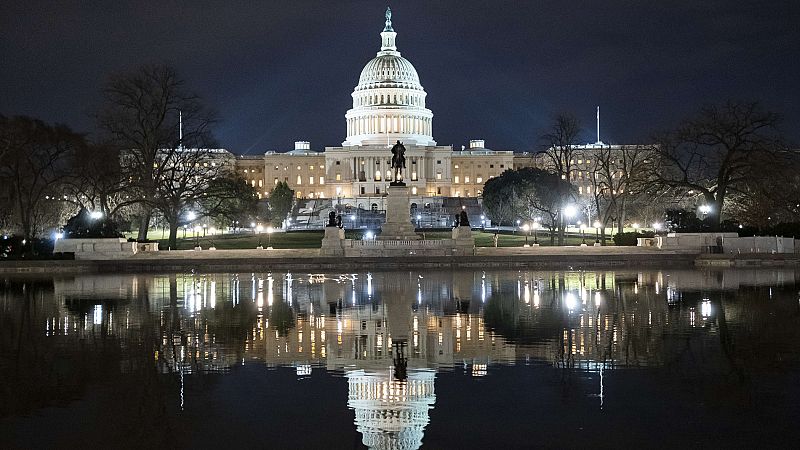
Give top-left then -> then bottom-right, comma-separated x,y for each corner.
321,226 -> 345,256
452,225 -> 475,255
379,184 -> 419,240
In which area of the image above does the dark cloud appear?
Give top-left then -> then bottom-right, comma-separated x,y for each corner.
1,0 -> 798,153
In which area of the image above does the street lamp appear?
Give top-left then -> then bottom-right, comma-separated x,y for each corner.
522,223 -> 529,246
593,221 -> 601,244
516,219 -> 521,235
186,211 -> 197,221
580,223 -> 587,244
90,211 -> 103,220
699,204 -> 711,222
532,221 -> 540,244
255,224 -> 264,248
266,226 -> 274,249
632,223 -> 640,231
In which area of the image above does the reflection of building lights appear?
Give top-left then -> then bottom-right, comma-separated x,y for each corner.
701,299 -> 711,318
565,292 -> 577,310
533,290 -> 540,307
472,364 -> 487,377
594,291 -> 602,307
93,304 -> 102,325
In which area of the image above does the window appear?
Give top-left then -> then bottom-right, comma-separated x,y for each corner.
309,165 -> 314,171
274,177 -> 279,185
411,186 -> 417,194
375,187 -> 380,194
258,180 -> 263,188
465,176 -> 470,183
360,186 -> 366,195
500,164 -> 505,168
297,165 -> 301,170
319,176 -> 325,185
336,173 -> 341,181
309,176 -> 314,185
251,180 -> 256,187
319,165 -> 324,169
274,165 -> 279,170
476,176 -> 483,184
454,176 -> 460,184
296,175 -> 302,184
411,171 -> 417,181
437,187 -> 442,195
335,161 -> 341,165
375,170 -> 381,181
490,164 -> 494,168
437,160 -> 441,164
454,164 -> 459,169
371,203 -> 378,212
436,171 -> 442,180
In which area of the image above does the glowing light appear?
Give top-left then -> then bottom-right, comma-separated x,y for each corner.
701,299 -> 711,318
90,211 -> 103,220
364,231 -> 374,240
186,211 -> 197,221
565,292 -> 577,310
563,205 -> 577,218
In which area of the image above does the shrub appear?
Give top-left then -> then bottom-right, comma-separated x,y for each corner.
613,231 -> 655,246
63,208 -> 123,239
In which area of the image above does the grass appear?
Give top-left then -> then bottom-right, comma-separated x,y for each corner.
134,228 -> 611,250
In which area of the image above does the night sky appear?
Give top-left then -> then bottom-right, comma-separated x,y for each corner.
2,0 -> 798,154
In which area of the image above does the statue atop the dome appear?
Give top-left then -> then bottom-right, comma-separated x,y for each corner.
384,7 -> 393,32
390,140 -> 406,185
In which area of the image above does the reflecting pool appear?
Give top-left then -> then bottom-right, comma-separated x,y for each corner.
2,269 -> 800,448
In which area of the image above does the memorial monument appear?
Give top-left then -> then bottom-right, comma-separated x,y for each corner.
379,140 -> 420,240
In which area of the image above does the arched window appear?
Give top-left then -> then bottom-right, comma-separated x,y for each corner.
371,203 -> 378,212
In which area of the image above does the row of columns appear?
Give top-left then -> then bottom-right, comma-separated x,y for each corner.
348,155 -> 427,183
347,115 -> 432,137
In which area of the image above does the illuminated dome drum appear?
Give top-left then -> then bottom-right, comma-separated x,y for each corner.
343,8 -> 436,147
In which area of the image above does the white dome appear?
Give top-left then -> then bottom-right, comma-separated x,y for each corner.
357,54 -> 421,90
343,8 -> 435,147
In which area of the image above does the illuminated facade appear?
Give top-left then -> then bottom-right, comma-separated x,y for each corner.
233,9 -> 515,205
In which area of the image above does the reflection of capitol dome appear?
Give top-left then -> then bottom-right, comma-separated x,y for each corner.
347,369 -> 436,450
344,8 -> 435,147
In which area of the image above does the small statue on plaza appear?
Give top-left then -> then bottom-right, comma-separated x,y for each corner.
390,140 -> 406,185
459,210 -> 470,227
327,210 -> 337,227
336,214 -> 343,229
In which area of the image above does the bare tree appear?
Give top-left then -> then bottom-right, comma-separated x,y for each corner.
649,101 -> 785,229
540,113 -> 582,244
62,141 -> 137,220
0,115 -> 84,239
97,64 -> 216,241
593,144 -> 657,234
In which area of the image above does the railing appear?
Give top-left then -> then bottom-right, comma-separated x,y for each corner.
349,239 -> 454,248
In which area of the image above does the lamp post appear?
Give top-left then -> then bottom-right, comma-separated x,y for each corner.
563,205 -> 577,246
593,221 -> 601,244
580,223 -> 587,244
532,221 -> 540,245
522,223 -> 529,246
516,219 -> 521,235
266,226 -> 274,249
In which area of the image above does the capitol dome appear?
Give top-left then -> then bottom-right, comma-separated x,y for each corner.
343,8 -> 436,147
357,55 -> 421,88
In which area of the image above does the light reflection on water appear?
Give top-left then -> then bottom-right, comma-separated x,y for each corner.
2,268 -> 800,448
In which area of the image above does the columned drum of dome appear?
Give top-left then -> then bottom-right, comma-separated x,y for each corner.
343,8 -> 436,147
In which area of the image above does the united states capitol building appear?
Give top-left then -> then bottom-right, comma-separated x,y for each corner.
233,9 -> 516,218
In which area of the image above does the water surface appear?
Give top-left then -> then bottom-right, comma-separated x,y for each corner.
2,269 -> 799,448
